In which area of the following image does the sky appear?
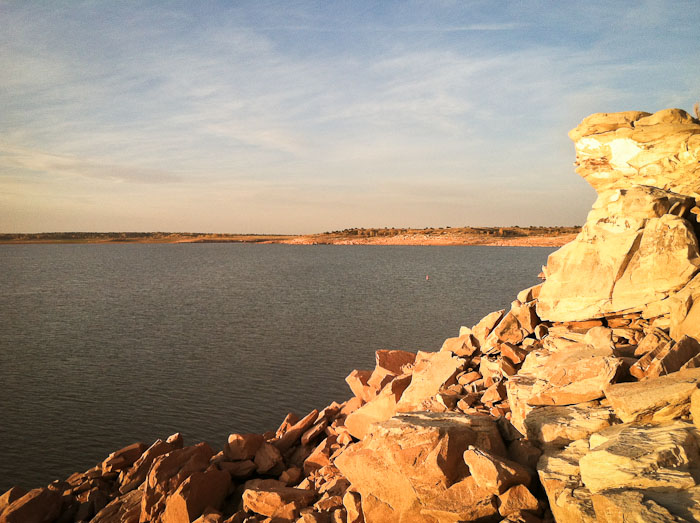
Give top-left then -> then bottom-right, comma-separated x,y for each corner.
2,1 -> 700,234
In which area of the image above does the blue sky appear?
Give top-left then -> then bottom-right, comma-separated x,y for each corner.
2,1 -> 699,233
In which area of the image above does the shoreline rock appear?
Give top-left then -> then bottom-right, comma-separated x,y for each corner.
3,107 -> 700,522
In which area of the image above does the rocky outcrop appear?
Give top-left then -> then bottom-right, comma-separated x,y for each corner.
4,107 -> 700,522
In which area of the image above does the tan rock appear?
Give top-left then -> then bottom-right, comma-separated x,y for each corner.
537,187 -> 699,322
590,490 -> 685,523
486,310 -> 526,347
303,436 -> 335,475
0,488 -> 62,523
506,440 -> 542,473
498,484 -> 539,517
579,421 -> 700,494
242,479 -> 315,520
344,374 -> 411,440
0,488 -> 26,515
517,284 -> 542,304
225,433 -> 264,461
342,491 -> 363,523
92,489 -> 143,523
527,346 -> 622,406
604,367 -> 700,423
472,309 -> 506,346
345,370 -> 372,402
630,339 -> 674,378
524,402 -> 614,448
644,335 -> 700,378
506,374 -> 538,436
537,440 -> 596,523
691,388 -> 700,430
441,333 -> 479,357
365,366 -> 396,397
119,433 -> 183,494
568,110 -> 650,142
162,467 -> 230,523
102,442 -> 148,474
395,351 -> 463,412
511,300 -> 540,335
335,412 -> 504,522
463,446 -> 531,495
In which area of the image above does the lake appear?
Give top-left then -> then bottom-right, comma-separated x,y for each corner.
0,244 -> 554,492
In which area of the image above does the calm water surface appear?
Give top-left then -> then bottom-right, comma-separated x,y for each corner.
0,244 -> 553,491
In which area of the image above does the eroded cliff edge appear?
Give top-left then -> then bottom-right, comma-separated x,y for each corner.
3,108 -> 700,523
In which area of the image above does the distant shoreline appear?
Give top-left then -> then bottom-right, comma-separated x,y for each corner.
0,227 -> 579,247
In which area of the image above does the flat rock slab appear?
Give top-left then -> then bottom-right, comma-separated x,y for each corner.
525,401 -> 614,448
604,367 -> 700,423
580,421 -> 700,494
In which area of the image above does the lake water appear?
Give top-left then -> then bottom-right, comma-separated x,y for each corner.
0,244 -> 554,492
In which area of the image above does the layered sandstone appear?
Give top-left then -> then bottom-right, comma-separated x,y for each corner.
3,108 -> 700,523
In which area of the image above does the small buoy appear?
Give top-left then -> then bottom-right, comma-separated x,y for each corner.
426,275 -> 429,281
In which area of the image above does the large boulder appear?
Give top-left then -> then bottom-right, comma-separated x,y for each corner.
335,412 -> 505,522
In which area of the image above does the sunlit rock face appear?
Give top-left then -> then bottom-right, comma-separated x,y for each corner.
537,108 -> 700,322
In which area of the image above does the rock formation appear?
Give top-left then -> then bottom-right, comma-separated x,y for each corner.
3,107 -> 700,522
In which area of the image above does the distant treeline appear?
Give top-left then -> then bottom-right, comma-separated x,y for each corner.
320,226 -> 581,238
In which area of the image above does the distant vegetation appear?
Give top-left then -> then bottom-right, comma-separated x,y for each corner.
319,226 -> 581,238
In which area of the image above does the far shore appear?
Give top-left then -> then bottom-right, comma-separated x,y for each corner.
0,227 -> 579,247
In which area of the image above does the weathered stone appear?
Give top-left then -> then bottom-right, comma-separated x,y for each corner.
162,467 -> 230,523
342,491 -> 363,523
335,412 -> 504,522
218,459 -> 256,480
120,433 -> 183,494
463,446 -> 531,495
225,433 -> 264,461
517,284 -> 542,304
365,366 -> 396,396
0,488 -> 26,515
590,490 -> 685,523
274,409 -> 319,452
630,339 -> 674,379
0,488 -> 62,523
472,309 -> 506,347
441,333 -> 479,357
242,479 -> 315,520
254,442 -> 285,474
537,440 -> 596,523
645,335 -> 700,378
395,351 -> 462,412
524,402 -> 614,448
511,300 -> 540,335
103,442 -> 148,474
506,440 -> 542,474
374,349 -> 416,375
140,442 -> 215,522
580,421 -> 700,494
486,310 -> 526,347
303,437 -> 335,475
345,370 -> 372,402
92,489 -> 143,523
604,367 -> 700,423
498,484 -> 540,517
527,346 -> 622,406
344,374 -> 411,440
537,186 -> 700,322
569,108 -> 700,195
506,374 -> 538,436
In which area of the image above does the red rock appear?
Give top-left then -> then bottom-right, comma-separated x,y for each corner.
500,343 -> 530,365
304,437 -> 336,475
345,370 -> 372,401
301,420 -> 328,446
217,459 -> 256,480
242,479 -> 315,520
279,466 -> 303,486
511,300 -> 540,335
457,371 -> 482,385
140,442 -> 215,522
314,495 -> 343,512
365,366 -> 396,397
634,328 -> 672,357
192,509 -> 223,523
498,485 -> 540,516
254,442 -> 285,474
92,489 -> 142,523
0,488 -> 62,523
162,467 -> 230,523
119,433 -> 183,494
463,446 -> 532,495
102,442 -> 148,474
374,349 -> 416,374
276,412 -> 301,437
225,433 -> 264,461
507,440 -> 542,473
274,409 -> 319,452
472,309 -> 506,346
339,396 -> 363,417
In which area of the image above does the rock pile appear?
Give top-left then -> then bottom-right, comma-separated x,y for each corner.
2,107 -> 700,522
